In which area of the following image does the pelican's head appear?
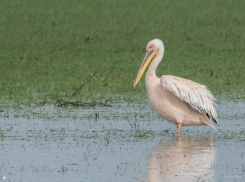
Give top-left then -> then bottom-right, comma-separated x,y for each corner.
133,39 -> 164,88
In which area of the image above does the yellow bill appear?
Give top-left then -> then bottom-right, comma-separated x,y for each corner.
133,50 -> 158,88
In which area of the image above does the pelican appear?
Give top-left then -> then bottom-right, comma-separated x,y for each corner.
133,39 -> 218,133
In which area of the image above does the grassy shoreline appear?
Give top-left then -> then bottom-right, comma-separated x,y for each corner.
0,0 -> 245,107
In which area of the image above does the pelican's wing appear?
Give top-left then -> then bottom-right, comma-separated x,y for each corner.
160,75 -> 218,123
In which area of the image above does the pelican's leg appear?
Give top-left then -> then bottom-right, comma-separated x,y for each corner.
177,133 -> 182,141
177,123 -> 182,133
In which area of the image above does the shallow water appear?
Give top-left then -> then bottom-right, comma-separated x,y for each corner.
0,101 -> 245,182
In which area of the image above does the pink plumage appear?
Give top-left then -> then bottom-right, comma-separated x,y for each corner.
133,39 -> 219,133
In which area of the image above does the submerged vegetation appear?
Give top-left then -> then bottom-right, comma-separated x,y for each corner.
0,0 -> 245,108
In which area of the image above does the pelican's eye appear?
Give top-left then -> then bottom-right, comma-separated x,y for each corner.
147,46 -> 153,51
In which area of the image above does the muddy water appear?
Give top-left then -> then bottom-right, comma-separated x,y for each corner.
0,101 -> 245,182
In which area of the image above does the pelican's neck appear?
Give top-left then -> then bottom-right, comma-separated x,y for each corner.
146,48 -> 164,78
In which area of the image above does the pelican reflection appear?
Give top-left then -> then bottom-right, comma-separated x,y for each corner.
147,135 -> 217,182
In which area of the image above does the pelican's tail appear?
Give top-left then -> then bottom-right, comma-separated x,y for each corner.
201,118 -> 217,130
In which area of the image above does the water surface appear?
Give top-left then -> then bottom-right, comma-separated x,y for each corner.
0,101 -> 245,182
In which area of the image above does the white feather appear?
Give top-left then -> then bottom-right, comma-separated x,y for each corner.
160,75 -> 219,123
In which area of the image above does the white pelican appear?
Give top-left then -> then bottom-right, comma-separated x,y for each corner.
133,39 -> 218,133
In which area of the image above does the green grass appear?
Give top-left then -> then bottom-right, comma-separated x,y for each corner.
0,0 -> 245,106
